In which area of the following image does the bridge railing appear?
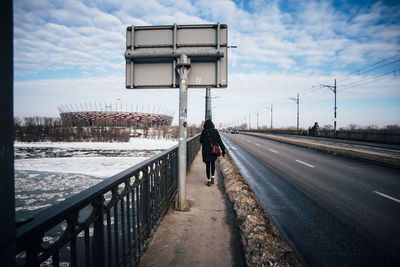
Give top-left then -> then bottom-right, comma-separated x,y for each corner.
16,133 -> 201,267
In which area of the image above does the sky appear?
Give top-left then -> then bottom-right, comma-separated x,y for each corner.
13,0 -> 400,129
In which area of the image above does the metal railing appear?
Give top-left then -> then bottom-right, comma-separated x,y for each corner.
16,134 -> 201,266
244,129 -> 400,145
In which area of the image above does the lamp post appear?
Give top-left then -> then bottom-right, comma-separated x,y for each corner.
321,79 -> 337,137
266,104 -> 273,129
257,110 -> 259,129
289,93 -> 299,132
205,88 -> 212,120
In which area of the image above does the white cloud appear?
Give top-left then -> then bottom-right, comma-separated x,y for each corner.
13,0 -> 400,128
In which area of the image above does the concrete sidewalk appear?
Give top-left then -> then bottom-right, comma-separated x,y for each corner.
139,150 -> 245,267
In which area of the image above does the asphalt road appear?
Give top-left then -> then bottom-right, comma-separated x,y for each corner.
221,132 -> 400,267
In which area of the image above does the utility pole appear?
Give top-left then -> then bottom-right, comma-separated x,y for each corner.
249,113 -> 251,130
321,79 -> 337,137
257,110 -> 259,129
289,93 -> 299,132
271,104 -> 273,129
205,88 -> 212,121
266,104 -> 273,129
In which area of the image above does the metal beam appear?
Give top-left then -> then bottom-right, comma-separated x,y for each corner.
125,48 -> 224,61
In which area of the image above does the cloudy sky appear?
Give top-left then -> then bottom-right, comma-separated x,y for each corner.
14,0 -> 400,129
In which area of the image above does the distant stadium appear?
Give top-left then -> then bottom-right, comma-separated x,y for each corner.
58,103 -> 173,128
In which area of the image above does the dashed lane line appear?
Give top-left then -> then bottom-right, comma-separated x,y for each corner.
269,149 -> 279,154
373,191 -> 400,204
256,143 -> 261,147
295,160 -> 315,168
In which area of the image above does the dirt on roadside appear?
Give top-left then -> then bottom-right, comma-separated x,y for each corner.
219,153 -> 301,267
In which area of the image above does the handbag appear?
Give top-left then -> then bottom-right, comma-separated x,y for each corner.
206,130 -> 221,156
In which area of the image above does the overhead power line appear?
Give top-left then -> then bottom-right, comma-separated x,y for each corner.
336,53 -> 400,82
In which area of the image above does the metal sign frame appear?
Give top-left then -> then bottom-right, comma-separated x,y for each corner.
125,24 -> 227,89
124,23 -> 228,210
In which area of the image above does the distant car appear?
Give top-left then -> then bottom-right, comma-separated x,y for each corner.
231,129 -> 239,134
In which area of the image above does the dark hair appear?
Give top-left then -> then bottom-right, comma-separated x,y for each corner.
203,119 -> 215,129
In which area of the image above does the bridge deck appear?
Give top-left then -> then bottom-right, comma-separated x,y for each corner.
139,150 -> 244,266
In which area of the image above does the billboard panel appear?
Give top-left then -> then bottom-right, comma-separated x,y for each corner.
125,24 -> 227,89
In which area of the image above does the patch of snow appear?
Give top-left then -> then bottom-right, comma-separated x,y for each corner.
14,138 -> 177,151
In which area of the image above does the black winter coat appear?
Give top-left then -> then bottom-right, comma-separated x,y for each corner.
199,128 -> 226,163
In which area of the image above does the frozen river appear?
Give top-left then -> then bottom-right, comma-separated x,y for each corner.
14,138 -> 177,221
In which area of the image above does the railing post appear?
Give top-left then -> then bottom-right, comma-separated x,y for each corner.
25,234 -> 42,267
163,155 -> 168,212
92,195 -> 105,267
140,169 -> 150,245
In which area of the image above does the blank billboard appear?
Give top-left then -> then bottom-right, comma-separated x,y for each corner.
125,24 -> 227,89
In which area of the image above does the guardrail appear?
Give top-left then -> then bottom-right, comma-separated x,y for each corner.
242,129 -> 400,145
16,134 -> 201,266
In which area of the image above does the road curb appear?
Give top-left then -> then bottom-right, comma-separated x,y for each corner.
242,132 -> 400,169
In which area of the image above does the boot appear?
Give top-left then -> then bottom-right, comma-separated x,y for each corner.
211,176 -> 215,184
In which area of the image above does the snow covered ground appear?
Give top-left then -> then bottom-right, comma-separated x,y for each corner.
15,138 -> 177,221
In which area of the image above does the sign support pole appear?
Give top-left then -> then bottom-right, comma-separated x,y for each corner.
176,54 -> 191,211
205,88 -> 212,120
124,24 -> 228,211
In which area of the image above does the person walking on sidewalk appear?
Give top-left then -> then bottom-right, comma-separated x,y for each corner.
200,119 -> 226,186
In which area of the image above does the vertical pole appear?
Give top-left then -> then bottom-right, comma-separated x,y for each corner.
0,0 -> 15,265
297,93 -> 299,132
334,79 -> 337,137
271,104 -> 273,129
205,88 -> 208,120
257,111 -> 259,130
176,54 -> 190,211
249,114 -> 251,130
92,197 -> 105,267
205,88 -> 212,120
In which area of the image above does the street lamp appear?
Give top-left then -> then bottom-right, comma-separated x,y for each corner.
289,93 -> 299,132
205,88 -> 219,121
265,104 -> 273,129
321,79 -> 337,137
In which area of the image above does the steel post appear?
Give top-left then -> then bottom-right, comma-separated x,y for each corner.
176,55 -> 191,210
271,104 -> 273,129
205,88 -> 212,120
334,79 -> 337,137
297,93 -> 299,132
0,0 -> 15,265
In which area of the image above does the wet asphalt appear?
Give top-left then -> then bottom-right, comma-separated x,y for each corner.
222,133 -> 400,267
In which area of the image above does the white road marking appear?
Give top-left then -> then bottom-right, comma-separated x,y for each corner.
247,140 -> 251,143
230,146 -> 237,151
373,191 -> 400,203
256,143 -> 261,147
269,149 -> 279,154
295,160 -> 315,168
